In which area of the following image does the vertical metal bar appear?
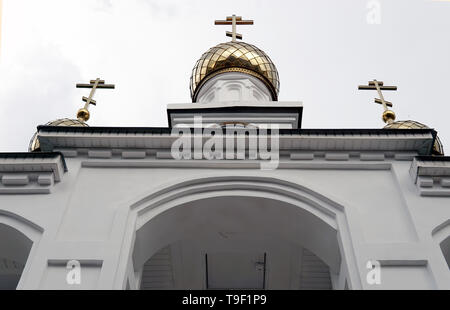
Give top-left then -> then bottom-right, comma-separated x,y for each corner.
205,253 -> 209,290
262,253 -> 267,290
373,80 -> 388,111
232,14 -> 237,42
83,78 -> 100,109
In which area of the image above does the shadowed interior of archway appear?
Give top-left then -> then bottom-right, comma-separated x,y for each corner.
0,224 -> 33,290
441,236 -> 450,270
132,196 -> 342,290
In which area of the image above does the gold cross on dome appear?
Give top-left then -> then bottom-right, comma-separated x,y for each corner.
75,78 -> 115,122
358,79 -> 398,124
214,14 -> 254,42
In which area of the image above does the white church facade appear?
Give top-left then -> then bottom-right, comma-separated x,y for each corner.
0,15 -> 449,290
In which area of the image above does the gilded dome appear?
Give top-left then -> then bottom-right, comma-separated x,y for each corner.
384,120 -> 444,155
29,118 -> 89,152
190,41 -> 280,102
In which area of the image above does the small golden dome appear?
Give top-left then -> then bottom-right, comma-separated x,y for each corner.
384,120 -> 444,155
382,110 -> 396,123
190,41 -> 280,102
29,118 -> 89,152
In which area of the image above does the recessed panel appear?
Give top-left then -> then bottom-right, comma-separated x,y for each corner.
206,252 -> 265,290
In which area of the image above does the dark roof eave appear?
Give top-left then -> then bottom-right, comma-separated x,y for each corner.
0,152 -> 68,172
37,125 -> 437,137
415,155 -> 450,162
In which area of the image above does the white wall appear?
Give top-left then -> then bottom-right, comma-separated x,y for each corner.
196,72 -> 272,103
0,154 -> 449,289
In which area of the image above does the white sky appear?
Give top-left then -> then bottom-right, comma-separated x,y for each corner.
0,0 -> 449,152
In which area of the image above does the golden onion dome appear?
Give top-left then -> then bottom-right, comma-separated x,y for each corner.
384,120 -> 444,155
29,118 -> 89,152
190,41 -> 280,102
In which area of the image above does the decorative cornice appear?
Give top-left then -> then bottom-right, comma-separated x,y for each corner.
36,126 -> 436,156
167,101 -> 303,129
410,156 -> 450,196
0,152 -> 67,194
0,152 -> 67,172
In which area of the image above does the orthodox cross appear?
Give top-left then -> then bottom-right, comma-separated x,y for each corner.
214,14 -> 254,42
358,80 -> 398,124
76,78 -> 115,122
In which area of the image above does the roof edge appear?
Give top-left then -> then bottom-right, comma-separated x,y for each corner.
0,152 -> 68,172
37,125 -> 436,137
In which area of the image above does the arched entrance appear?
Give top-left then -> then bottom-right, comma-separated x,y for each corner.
441,236 -> 450,269
432,220 -> 450,270
123,177 -> 359,290
0,212 -> 42,290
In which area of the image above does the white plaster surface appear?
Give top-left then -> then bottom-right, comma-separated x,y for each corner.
0,154 -> 448,289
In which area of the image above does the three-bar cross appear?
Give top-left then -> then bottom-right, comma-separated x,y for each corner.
214,15 -> 254,42
76,78 -> 115,122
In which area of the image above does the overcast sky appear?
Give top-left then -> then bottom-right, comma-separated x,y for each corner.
0,0 -> 449,152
